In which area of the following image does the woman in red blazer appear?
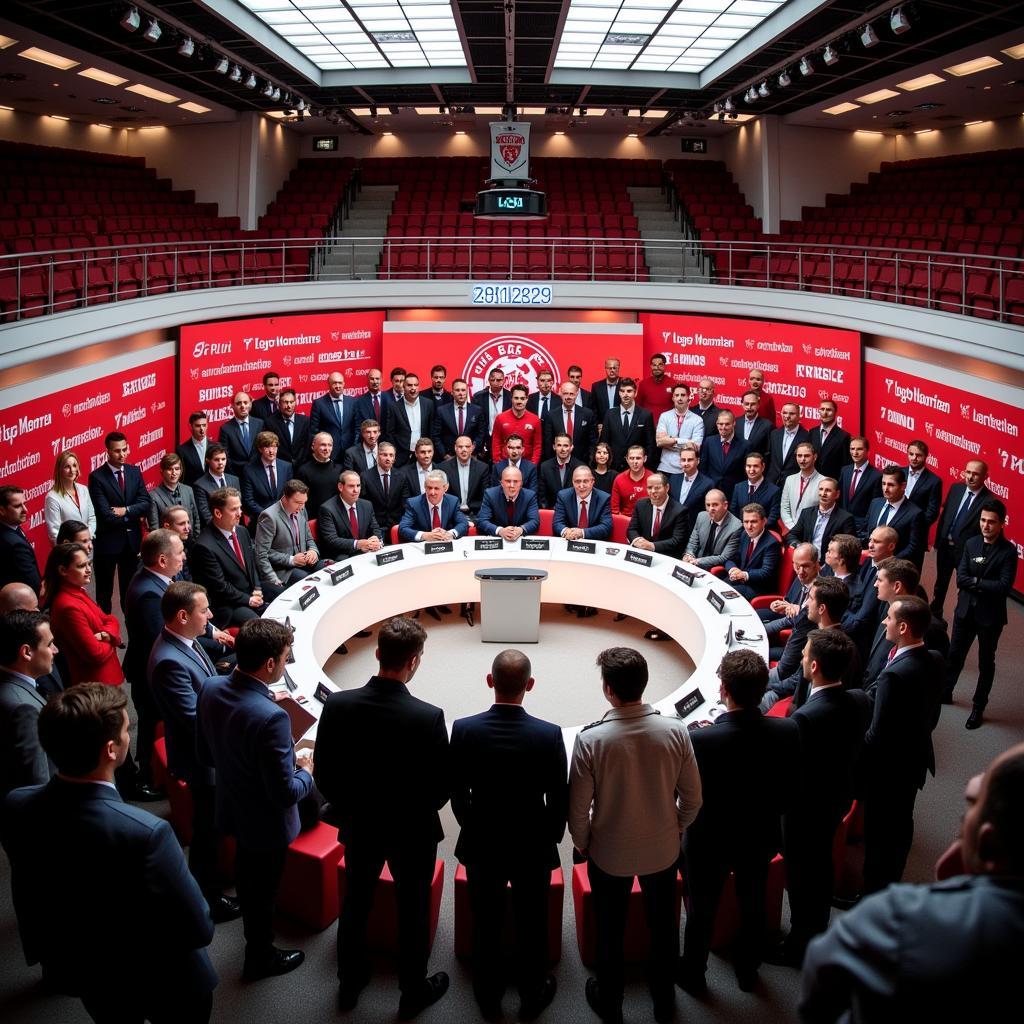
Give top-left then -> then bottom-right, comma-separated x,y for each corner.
43,542 -> 124,687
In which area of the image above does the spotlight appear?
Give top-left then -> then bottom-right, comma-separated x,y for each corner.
823,43 -> 839,66
120,6 -> 140,32
799,55 -> 814,77
778,69 -> 791,88
860,22 -> 879,48
245,72 -> 256,89
261,81 -> 272,97
724,97 -> 734,112
214,55 -> 229,74
229,64 -> 241,82
758,80 -> 770,98
178,37 -> 194,58
296,98 -> 306,111
142,17 -> 161,43
745,86 -> 758,103
891,7 -> 911,34
272,87 -> 281,102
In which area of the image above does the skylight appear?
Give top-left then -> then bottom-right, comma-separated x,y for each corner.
237,0 -> 467,70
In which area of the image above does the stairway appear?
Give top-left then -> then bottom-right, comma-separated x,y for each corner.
627,185 -> 709,283
318,183 -> 397,280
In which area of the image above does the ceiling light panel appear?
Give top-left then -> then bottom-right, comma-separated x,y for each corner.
0,34 -> 20,49
1001,43 -> 1024,60
823,102 -> 859,115
178,101 -> 211,113
943,55 -> 1002,77
897,73 -> 945,91
18,46 -> 79,70
856,88 -> 900,104
125,83 -> 181,104
78,67 -> 129,86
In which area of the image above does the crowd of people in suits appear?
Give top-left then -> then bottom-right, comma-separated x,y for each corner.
0,353 -> 1019,1024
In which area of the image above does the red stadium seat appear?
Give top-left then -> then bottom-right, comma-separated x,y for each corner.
277,822 -> 345,931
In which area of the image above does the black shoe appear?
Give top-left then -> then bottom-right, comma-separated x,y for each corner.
612,612 -> 627,622
398,972 -> 449,1019
425,606 -> 442,621
461,603 -> 475,627
337,973 -> 370,1010
831,893 -> 862,910
129,782 -> 163,802
584,978 -> 622,1024
520,976 -> 556,1020
652,987 -> 675,1022
675,962 -> 707,998
735,967 -> 758,992
208,895 -> 242,923
966,706 -> 985,730
335,643 -> 349,655
242,947 -> 305,980
354,630 -> 372,638
437,605 -> 453,614
565,604 -> 579,614
644,629 -> 671,642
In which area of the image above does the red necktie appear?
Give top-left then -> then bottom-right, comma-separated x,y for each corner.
268,464 -> 276,491
566,409 -> 573,438
579,499 -> 588,529
745,537 -> 756,565
458,406 -> 465,433
722,440 -> 730,456
798,476 -> 808,502
653,505 -> 662,535
349,505 -> 359,538
229,531 -> 246,568
676,415 -> 683,432
849,466 -> 861,501
432,504 -> 441,530
372,394 -> 380,421
115,468 -> 125,494
887,646 -> 897,662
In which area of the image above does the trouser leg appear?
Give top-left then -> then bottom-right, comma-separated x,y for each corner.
588,859 -> 632,1008
235,841 -> 287,960
337,843 -> 386,983
971,624 -> 1003,709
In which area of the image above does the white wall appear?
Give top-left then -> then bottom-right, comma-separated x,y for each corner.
718,117 -> 764,219
891,113 -> 1024,161
255,116 -> 302,218
0,107 -> 129,155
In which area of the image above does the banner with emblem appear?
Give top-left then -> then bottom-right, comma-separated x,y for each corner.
489,122 -> 530,180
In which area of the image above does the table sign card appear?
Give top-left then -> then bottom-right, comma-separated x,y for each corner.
475,537 -> 504,550
567,540 -> 596,554
313,682 -> 332,705
624,549 -> 653,567
326,564 -> 354,585
424,541 -> 454,554
298,586 -> 320,610
674,689 -> 706,718
673,565 -> 698,587
706,589 -> 726,614
522,538 -> 550,551
376,549 -> 404,566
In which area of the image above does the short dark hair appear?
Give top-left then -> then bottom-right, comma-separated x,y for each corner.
907,438 -> 928,455
0,486 -> 24,508
510,384 -> 528,398
234,618 -> 294,673
810,575 -> 850,620
279,387 -> 296,400
262,370 -> 279,385
188,411 -> 208,425
390,366 -> 407,380
567,364 -> 583,375
979,498 -> 1007,522
597,647 -> 648,702
104,431 -> 127,449
889,595 -> 930,639
717,649 -> 768,708
741,389 -> 759,402
160,505 -> 189,527
377,616 -> 427,672
205,443 -> 227,464
742,502 -> 767,520
504,433 -> 523,446
281,479 -> 308,498
882,465 -> 906,485
980,746 -> 1024,873
0,609 -> 49,665
208,487 -> 240,513
829,533 -> 862,574
161,581 -> 206,621
876,556 -> 920,593
806,628 -> 856,684
55,519 -> 89,544
491,649 -> 531,699
617,377 -> 637,392
430,364 -> 447,375
38,683 -> 127,776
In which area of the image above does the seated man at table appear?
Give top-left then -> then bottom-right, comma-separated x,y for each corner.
725,503 -> 781,600
254,479 -> 323,588
554,467 -> 613,541
318,470 -> 384,560
683,489 -> 742,570
627,473 -> 689,558
477,467 -> 540,542
398,471 -> 469,543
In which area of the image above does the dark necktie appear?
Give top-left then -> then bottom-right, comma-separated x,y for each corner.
290,512 -> 301,548
622,411 -> 630,432
653,505 -> 662,536
382,473 -> 390,496
169,489 -> 179,502
849,466 -> 861,501
334,399 -> 343,426
268,464 -> 276,491
507,500 -> 515,524
879,503 -> 893,526
240,421 -> 249,450
541,396 -> 549,418
458,405 -> 465,434
704,520 -> 719,557
950,491 -> 975,537
217,477 -> 225,488
191,639 -> 215,674
115,468 -> 125,494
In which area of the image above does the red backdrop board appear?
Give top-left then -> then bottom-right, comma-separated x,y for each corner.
639,313 -> 862,433
865,351 -> 1024,593
0,351 -> 176,569
179,311 -> 384,433
382,321 -> 643,397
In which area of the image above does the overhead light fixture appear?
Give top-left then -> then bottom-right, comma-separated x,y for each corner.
214,55 -> 229,74
0,35 -> 18,50
857,88 -> 900,104
745,86 -> 757,103
627,132 -> 638,138
778,69 -> 791,88
229,64 -> 241,82
1001,43 -> 1024,59
245,72 -> 257,89
272,87 -> 281,101
178,101 -> 210,114
18,46 -> 79,70
964,119 -> 986,126
79,67 -> 128,86
296,98 -> 306,111
126,83 -> 180,103
95,123 -> 112,129
178,37 -> 194,58
49,114 -> 70,121
758,80 -> 770,98
382,130 -> 393,136
351,107 -> 372,116
823,102 -> 860,115
890,7 -> 911,35
120,6 -> 140,32
724,97 -> 735,112
944,56 -> 1002,77
799,55 -> 814,77
261,81 -> 273,97
913,129 -> 933,134
0,104 -> 13,111
823,44 -> 838,66
856,129 -> 884,136
898,73 -> 944,90
859,23 -> 878,48
142,18 -> 161,43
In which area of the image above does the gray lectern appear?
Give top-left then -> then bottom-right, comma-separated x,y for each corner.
473,567 -> 548,643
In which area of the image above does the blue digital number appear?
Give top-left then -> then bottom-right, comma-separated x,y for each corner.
497,195 -> 524,210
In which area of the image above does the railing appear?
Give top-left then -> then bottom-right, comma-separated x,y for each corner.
1,234 -> 1021,326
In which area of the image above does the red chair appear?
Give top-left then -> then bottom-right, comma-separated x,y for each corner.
611,513 -> 630,544
151,737 -> 193,845
453,865 -> 563,963
277,822 -> 345,930
708,853 -> 786,950
765,696 -> 793,718
538,508 -> 555,536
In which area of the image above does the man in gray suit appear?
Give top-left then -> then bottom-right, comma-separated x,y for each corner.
683,489 -> 742,569
0,609 -> 57,795
254,480 -> 321,589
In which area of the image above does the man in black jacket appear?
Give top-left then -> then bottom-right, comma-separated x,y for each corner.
931,459 -> 992,615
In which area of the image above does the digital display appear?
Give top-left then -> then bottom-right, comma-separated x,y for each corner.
313,136 -> 338,151
497,195 -> 524,210
475,187 -> 547,220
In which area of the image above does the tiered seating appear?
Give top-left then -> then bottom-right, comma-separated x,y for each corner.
368,156 -> 655,281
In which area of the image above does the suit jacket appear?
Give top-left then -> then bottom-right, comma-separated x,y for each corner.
250,395 -> 278,422
490,457 -> 538,493
351,390 -> 389,436
240,458 -> 292,524
342,443 -> 380,475
730,479 -> 781,525
691,402 -> 723,439
552,486 -> 613,540
388,399 -> 436,466
147,483 -> 200,533
766,425 -> 809,485
0,777 -> 216,998
192,471 -> 240,527
838,463 -> 883,532
309,394 -> 356,452
627,497 -> 690,557
771,608 -> 816,683
601,406 -> 657,470
476,486 -> 541,536
954,534 -> 1016,628
589,379 -> 621,422
538,456 -> 584,509
668,471 -> 716,521
254,500 -> 318,585
808,425 -> 852,481
264,412 -> 311,468
683,511 -> 742,567
935,483 -> 992,557
442,457 -> 489,518
398,493 -> 469,542
175,439 -> 207,486
359,465 -> 406,532
49,585 -> 123,686
470,389 -> 512,456
451,703 -> 567,869
123,567 -> 168,684
699,434 -> 750,498
88,462 -> 149,556
197,671 -> 314,849
526,391 -> 558,421
787,504 -> 856,555
905,466 -> 943,527
726,530 -> 782,594
217,416 -> 264,477
736,416 -> 773,456
543,403 -> 598,462
317,496 -> 383,559
780,470 -> 823,530
426,388 -> 453,408
842,561 -> 884,659
0,668 -> 52,796
190,526 -> 260,616
863,497 -> 927,565
0,525 -> 40,593
315,675 -> 449,845
433,402 -> 484,460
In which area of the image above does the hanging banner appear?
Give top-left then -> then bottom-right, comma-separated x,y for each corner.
489,121 -> 531,180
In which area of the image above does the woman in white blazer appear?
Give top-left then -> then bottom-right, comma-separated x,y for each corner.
44,451 -> 96,544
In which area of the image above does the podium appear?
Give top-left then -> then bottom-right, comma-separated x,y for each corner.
474,567 -> 548,643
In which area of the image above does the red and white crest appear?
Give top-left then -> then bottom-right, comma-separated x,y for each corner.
490,123 -> 530,178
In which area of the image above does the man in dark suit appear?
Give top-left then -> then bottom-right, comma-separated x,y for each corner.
589,357 -> 623,424
476,467 -> 541,540
0,487 -> 41,594
945,499 -> 1017,729
264,387 -> 312,469
565,365 -> 593,410
699,411 -> 750,499
904,439 -> 943,528
176,411 -> 210,485
725,504 -> 781,600
841,526 -> 898,659
398,472 -> 470,543
240,431 -> 292,527
389,373 -> 437,469
680,650 -> 799,995
627,473 -> 689,558
838,436 -> 882,534
315,617 -> 451,1017
544,380 -> 597,461
491,435 -> 539,493
765,403 -> 809,486
197,619 -> 313,980
600,378 -> 656,470
538,434 -> 584,510
735,390 -> 773,455
342,419 -> 382,475
360,443 -> 405,540
451,649 -> 567,1017
149,581 -> 241,924
862,466 -> 927,566
526,369 -> 556,420
1,683 -> 218,1022
807,400 -> 852,482
553,466 -> 613,541
217,391 -> 264,478
470,367 -> 512,463
395,437 -> 440,501
434,378 -> 483,460
427,365 -> 453,408
309,371 -> 357,453
730,453 -> 781,525
668,444 -> 715,520
88,431 -> 149,614
859,558 -> 932,690
250,370 -> 280,421
0,609 -> 55,796
690,379 -> 722,438
786,477 -> 855,556
193,444 -> 240,527
352,369 -> 389,437
442,435 -> 490,520
931,459 -> 992,614
380,366 -> 408,440
318,470 -> 384,560
861,597 -> 944,895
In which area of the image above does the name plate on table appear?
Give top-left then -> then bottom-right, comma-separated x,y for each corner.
675,689 -> 706,718
706,589 -> 726,613
326,564 -> 353,585
424,541 -> 454,555
475,537 -> 504,551
298,586 -> 320,610
672,565 -> 698,587
522,537 -> 550,551
376,549 -> 404,566
624,549 -> 653,567
283,668 -> 298,692
314,682 -> 332,705
567,540 -> 596,555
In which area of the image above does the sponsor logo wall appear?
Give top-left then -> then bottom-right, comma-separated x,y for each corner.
640,313 -> 863,432
0,355 -> 175,568
179,311 -> 384,432
865,352 -> 1024,592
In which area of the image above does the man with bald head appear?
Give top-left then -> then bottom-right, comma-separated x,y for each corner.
450,650 -> 567,1018
218,391 -> 263,477
476,467 -> 541,541
310,370 -> 357,453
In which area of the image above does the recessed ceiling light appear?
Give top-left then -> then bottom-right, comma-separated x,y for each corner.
412,107 -> 435,115
823,102 -> 860,115
964,119 -> 986,126
350,107 -> 372,116
944,56 -> 1002,77
522,107 -> 547,115
79,67 -> 128,86
913,129 -> 933,134
126,83 -> 181,104
0,105 -> 13,111
95,123 -> 112,129
731,114 -> 756,123
179,102 -> 210,114
455,129 -> 465,135
1001,43 -> 1024,60
644,109 -> 668,118
265,111 -> 287,119
857,88 -> 901,104
92,97 -> 118,105
554,130 -> 565,135
48,114 -> 69,121
897,73 -> 945,91
382,130 -> 393,136
476,106 -> 503,115
0,34 -> 19,50
627,132 -> 638,138
18,46 -> 79,70
855,129 -> 884,135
